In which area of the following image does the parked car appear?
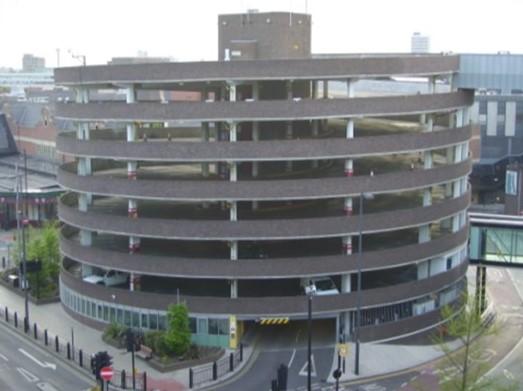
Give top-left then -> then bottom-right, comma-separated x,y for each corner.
301,277 -> 339,296
83,270 -> 128,286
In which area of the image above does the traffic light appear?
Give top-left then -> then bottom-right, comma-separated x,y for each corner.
91,351 -> 113,379
126,329 -> 134,353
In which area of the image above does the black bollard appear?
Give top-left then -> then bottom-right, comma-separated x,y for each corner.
240,343 -> 243,361
142,371 -> 147,391
4,307 -> 7,322
33,323 -> 37,339
189,368 -> 193,389
212,362 -> 217,380
121,369 -> 126,389
229,352 -> 234,371
14,312 -> 17,328
67,343 -> 71,360
44,329 -> 48,345
79,349 -> 83,367
55,336 -> 59,352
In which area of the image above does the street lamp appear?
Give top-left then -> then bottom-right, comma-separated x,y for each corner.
354,192 -> 374,376
305,281 -> 316,391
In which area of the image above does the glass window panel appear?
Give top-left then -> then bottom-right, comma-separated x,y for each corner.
117,309 -> 123,323
141,313 -> 148,329
189,318 -> 197,333
110,307 -> 116,323
124,310 -> 131,327
132,312 -> 140,328
158,315 -> 166,330
149,313 -> 158,330
198,318 -> 207,334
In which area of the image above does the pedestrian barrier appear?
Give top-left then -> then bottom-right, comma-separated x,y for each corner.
0,305 -> 191,391
189,343 -> 244,388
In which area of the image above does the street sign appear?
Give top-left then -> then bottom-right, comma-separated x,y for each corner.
100,366 -> 114,381
337,343 -> 349,358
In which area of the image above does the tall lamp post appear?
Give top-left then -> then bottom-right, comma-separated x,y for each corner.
305,281 -> 317,391
354,192 -> 373,376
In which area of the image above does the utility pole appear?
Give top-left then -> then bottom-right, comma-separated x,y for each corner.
22,151 -> 29,333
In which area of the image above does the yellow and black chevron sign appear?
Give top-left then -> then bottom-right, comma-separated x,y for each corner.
258,317 -> 290,325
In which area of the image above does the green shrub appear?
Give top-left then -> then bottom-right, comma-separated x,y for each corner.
103,322 -> 126,340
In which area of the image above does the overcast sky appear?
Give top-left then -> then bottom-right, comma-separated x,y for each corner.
1,0 -> 522,69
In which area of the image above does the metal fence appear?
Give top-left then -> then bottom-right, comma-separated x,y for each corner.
189,343 -> 243,388
0,305 -> 150,390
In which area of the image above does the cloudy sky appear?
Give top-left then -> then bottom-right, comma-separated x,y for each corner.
1,0 -> 522,69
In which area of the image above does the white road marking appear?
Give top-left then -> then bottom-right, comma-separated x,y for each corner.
288,349 -> 297,368
0,352 -> 8,361
299,354 -> 317,377
16,367 -> 39,382
18,348 -> 56,370
36,382 -> 60,391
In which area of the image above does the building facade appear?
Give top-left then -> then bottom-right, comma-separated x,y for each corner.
54,12 -> 472,347
411,32 -> 430,54
456,53 -> 523,203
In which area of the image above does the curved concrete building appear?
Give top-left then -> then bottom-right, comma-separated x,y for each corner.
54,12 -> 472,347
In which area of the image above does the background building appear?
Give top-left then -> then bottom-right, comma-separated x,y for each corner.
411,32 -> 430,54
22,54 -> 46,73
455,53 -> 523,204
55,11 -> 471,348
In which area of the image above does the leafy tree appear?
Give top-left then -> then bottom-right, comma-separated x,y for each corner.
432,294 -> 518,391
11,221 -> 60,298
163,303 -> 191,356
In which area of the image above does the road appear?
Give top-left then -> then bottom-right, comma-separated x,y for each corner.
213,319 -> 336,391
485,268 -> 523,387
211,266 -> 523,391
0,322 -> 92,391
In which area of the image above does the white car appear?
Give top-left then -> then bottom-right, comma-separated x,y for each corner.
301,277 -> 339,296
83,270 -> 128,286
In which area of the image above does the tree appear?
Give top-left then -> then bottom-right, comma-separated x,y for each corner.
163,303 -> 191,356
11,221 -> 60,298
432,294 -> 518,391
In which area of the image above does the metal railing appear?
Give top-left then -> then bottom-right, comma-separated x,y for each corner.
189,343 -> 243,388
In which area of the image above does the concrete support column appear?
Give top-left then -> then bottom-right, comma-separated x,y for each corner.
230,279 -> 238,298
127,161 -> 137,180
452,214 -> 460,233
428,76 -> 436,94
424,150 -> 433,169
79,230 -> 92,247
455,108 -> 464,128
285,80 -> 293,172
341,274 -> 351,293
345,115 -> 355,180
130,272 -> 135,292
202,122 -> 210,177
311,120 -> 320,168
423,188 -> 432,207
311,80 -> 317,99
342,236 -> 353,255
344,197 -> 353,216
425,114 -> 434,132
230,201 -> 237,221
128,199 -> 138,218
452,180 -> 461,198
252,81 -> 260,201
418,225 -> 431,243
78,193 -> 90,212
323,80 -> 329,99
129,236 -> 140,254
230,241 -> 238,261
344,159 -> 354,177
